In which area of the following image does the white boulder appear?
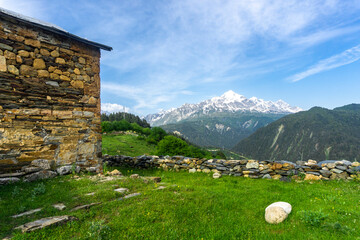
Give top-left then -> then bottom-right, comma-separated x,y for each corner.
265,202 -> 292,224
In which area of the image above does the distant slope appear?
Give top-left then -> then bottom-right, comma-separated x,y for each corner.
232,104 -> 360,161
161,112 -> 284,149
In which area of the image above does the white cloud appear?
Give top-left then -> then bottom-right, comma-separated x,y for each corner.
98,0 -> 360,114
288,44 -> 360,82
0,0 -> 47,20
101,103 -> 130,114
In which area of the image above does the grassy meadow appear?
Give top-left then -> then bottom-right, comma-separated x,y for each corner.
102,134 -> 156,156
1,167 -> 360,239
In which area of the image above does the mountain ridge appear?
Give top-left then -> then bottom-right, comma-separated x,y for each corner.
145,90 -> 302,126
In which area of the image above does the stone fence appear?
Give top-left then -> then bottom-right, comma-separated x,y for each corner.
103,155 -> 360,181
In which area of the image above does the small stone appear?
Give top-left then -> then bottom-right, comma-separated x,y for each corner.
272,174 -> 281,180
31,159 -> 51,169
352,162 -> 360,167
33,58 -> 46,69
304,174 -> 321,181
23,167 -> 42,174
55,58 -> 66,64
123,193 -> 141,199
20,65 -> 37,76
70,80 -> 83,88
38,70 -> 49,77
262,174 -> 272,179
0,177 -> 20,185
70,202 -> 101,212
50,73 -> 60,80
146,177 -> 161,182
40,49 -> 50,56
331,168 -> 343,174
18,50 -> 30,57
51,50 -> 60,57
109,169 -> 122,176
15,215 -> 77,233
265,202 -> 292,224
4,50 -> 16,59
16,55 -> 22,63
12,208 -> 42,218
78,57 -> 86,64
46,81 -> 59,87
156,186 -> 166,190
189,168 -> 196,173
202,168 -> 211,173
24,39 -> 41,48
7,65 -> 19,75
0,172 -> 25,178
56,166 -> 72,175
54,69 -> 62,74
0,56 -> 6,72
24,170 -> 57,182
213,172 -> 221,179
319,169 -> 332,178
88,96 -> 97,104
74,68 -> 81,75
0,43 -> 13,51
52,203 -> 66,211
335,165 -> 347,171
130,174 -> 140,179
114,188 -> 129,193
246,160 -> 259,169
326,163 -> 336,169
85,192 -> 95,196
60,75 -> 71,81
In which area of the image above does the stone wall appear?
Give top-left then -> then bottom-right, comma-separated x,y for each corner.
104,155 -> 360,181
0,15 -> 102,173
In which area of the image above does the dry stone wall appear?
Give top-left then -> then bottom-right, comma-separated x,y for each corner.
104,155 -> 360,181
0,15 -> 102,173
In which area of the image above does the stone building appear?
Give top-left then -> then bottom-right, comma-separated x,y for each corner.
0,8 -> 112,173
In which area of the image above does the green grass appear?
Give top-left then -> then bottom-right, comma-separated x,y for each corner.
1,169 -> 360,239
102,134 -> 156,156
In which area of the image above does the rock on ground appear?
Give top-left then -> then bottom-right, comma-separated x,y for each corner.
12,208 -> 42,218
265,202 -> 292,224
70,202 -> 101,212
0,177 -> 20,185
213,172 -> 221,179
123,192 -> 141,199
56,166 -> 72,175
15,215 -> 77,233
114,188 -> 129,193
23,170 -> 57,182
130,174 -> 140,179
52,203 -> 66,211
31,159 -> 52,170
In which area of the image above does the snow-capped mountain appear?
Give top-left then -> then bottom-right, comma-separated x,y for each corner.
145,90 -> 302,126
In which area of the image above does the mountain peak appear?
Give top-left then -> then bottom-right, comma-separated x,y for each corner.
221,90 -> 245,101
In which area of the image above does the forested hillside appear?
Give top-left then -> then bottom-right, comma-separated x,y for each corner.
232,104 -> 360,161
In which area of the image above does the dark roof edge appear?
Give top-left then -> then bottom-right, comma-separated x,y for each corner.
0,10 -> 112,51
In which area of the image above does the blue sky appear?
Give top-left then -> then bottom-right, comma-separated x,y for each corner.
2,0 -> 360,115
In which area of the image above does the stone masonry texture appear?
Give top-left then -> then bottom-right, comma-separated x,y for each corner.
0,14 -> 102,173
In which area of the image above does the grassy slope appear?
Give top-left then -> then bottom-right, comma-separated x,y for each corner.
1,169 -> 360,239
102,134 -> 156,156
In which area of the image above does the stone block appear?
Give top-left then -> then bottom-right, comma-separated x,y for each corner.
33,58 -> 46,69
24,38 -> 41,48
0,55 -> 6,72
8,65 -> 19,75
20,65 -> 37,76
